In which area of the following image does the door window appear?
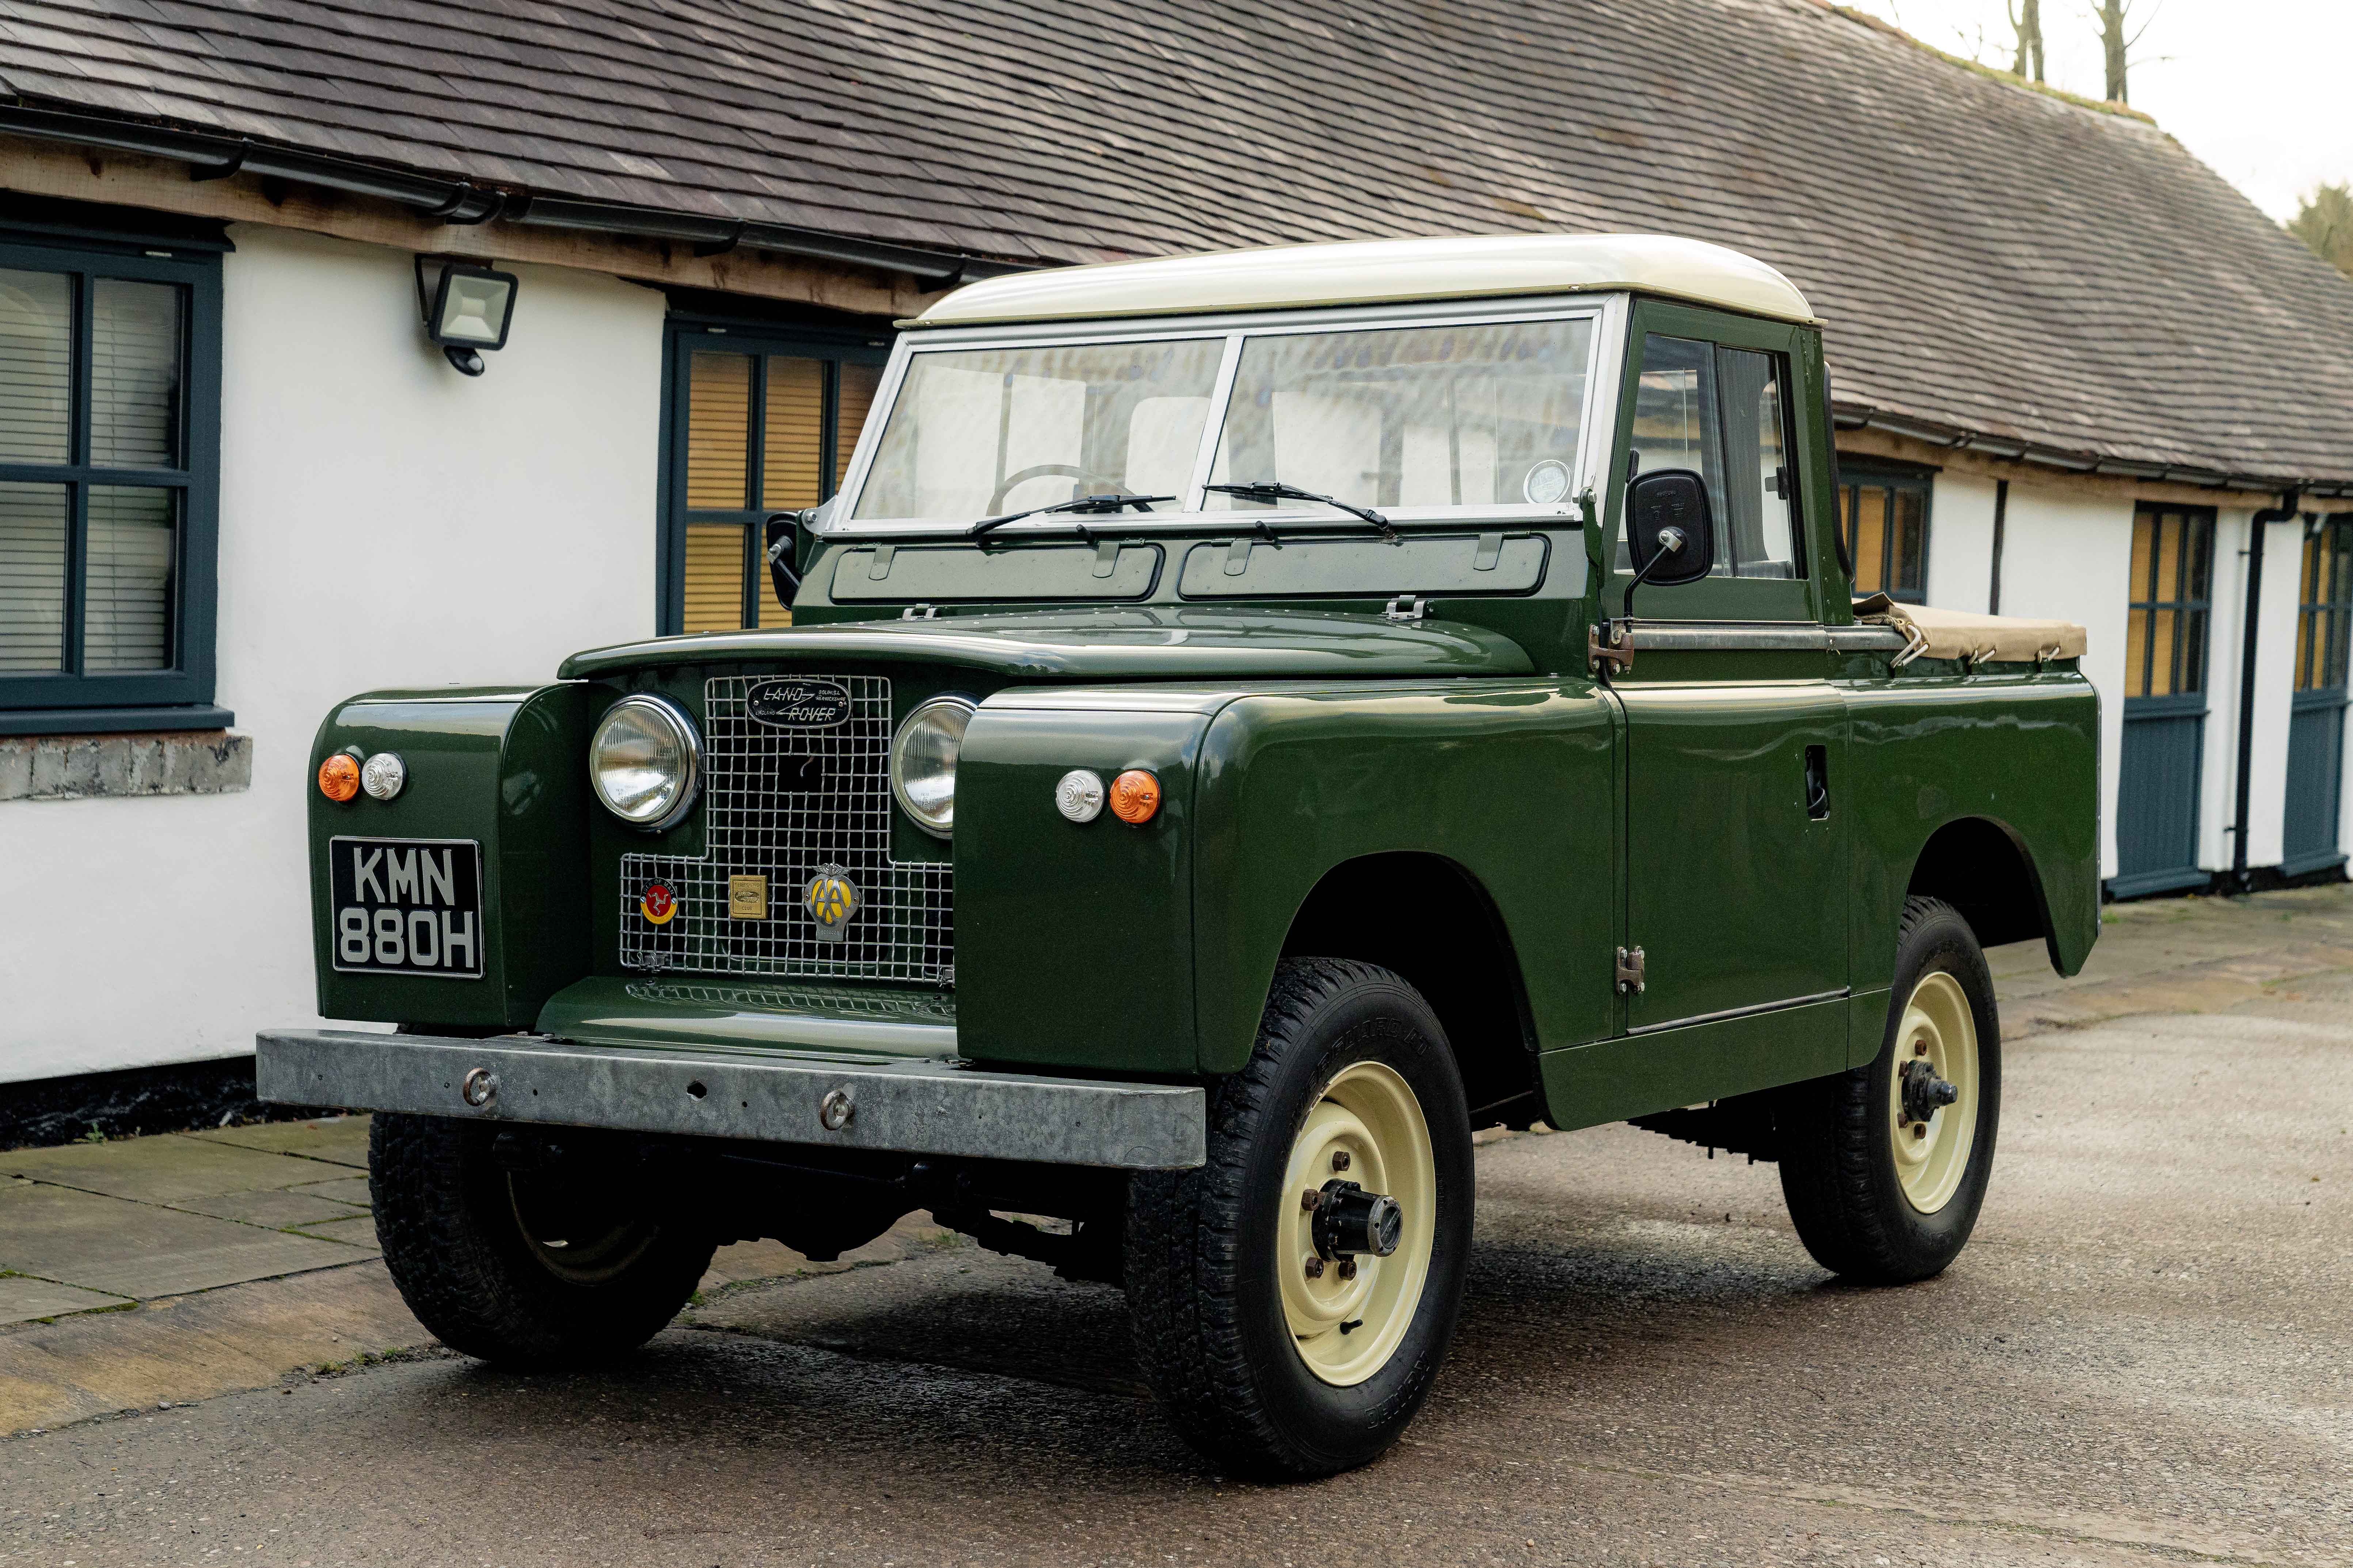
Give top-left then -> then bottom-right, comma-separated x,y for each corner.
2296,517 -> 2351,695
1840,468 -> 1931,603
1625,335 -> 1800,578
2125,505 -> 2214,699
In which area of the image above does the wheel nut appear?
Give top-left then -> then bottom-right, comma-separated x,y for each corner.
1331,1150 -> 1352,1172
1300,1188 -> 1323,1211
1337,1259 -> 1359,1281
1915,1042 -> 1928,1055
1912,1122 -> 1927,1139
1304,1257 -> 1325,1280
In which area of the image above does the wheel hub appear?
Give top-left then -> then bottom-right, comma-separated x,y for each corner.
1886,969 -> 1982,1214
1308,1179 -> 1404,1260
1898,1056 -> 1961,1125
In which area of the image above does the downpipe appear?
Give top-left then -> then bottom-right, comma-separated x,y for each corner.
2231,492 -> 2301,891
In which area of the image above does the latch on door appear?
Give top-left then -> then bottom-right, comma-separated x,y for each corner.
1615,945 -> 1646,995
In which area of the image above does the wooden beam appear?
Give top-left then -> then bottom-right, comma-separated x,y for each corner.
1837,424 -> 2269,510
0,137 -> 951,319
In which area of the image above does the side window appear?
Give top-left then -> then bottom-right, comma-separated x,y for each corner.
1840,467 -> 1932,603
1624,334 -> 1800,579
665,328 -> 887,633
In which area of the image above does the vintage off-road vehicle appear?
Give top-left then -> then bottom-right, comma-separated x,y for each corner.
262,234 -> 2097,1478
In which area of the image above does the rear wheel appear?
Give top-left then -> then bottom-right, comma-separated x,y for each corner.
1777,896 -> 2001,1283
1126,958 -> 1474,1478
369,1113 -> 716,1367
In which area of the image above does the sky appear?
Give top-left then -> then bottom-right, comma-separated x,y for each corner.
1839,0 -> 2350,221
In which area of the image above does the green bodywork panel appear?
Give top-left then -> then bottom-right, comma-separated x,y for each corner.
304,290 -> 2102,1145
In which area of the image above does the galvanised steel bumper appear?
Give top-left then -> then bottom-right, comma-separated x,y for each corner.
256,1029 -> 1206,1170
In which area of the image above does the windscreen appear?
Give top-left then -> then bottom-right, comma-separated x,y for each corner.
1207,318 -> 1593,512
851,338 -> 1226,521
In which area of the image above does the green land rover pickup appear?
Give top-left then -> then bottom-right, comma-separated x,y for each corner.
261,233 -> 2098,1479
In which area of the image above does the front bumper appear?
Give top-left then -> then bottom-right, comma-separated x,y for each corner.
256,1029 -> 1206,1170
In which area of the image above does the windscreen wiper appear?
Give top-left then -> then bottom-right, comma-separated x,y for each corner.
1203,480 -> 1398,543
968,492 -> 1175,540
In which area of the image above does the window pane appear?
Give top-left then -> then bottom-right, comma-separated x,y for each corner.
686,352 -> 751,509
1715,349 -> 1796,578
1213,318 -> 1594,515
2153,513 -> 2180,602
859,338 -> 1223,521
0,269 -> 72,464
0,481 -> 68,670
2148,608 -> 2177,696
2185,514 -> 2212,600
682,522 -> 746,633
835,362 -> 882,491
2125,607 -> 2150,696
2179,608 -> 2207,695
1895,486 -> 1926,593
761,356 -> 825,511
91,279 -> 182,469
1852,486 -> 1889,594
2129,512 -> 2154,601
84,485 -> 176,670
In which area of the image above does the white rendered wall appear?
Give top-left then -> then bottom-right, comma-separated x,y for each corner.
0,226 -> 665,1084
2198,510 -> 2251,874
1924,472 -> 1998,614
2242,515 -> 2305,869
1991,487 -> 2137,879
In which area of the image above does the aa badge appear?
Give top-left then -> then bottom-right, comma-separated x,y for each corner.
803,867 -> 860,943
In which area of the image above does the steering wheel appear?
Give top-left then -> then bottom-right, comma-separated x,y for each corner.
988,463 -> 1126,514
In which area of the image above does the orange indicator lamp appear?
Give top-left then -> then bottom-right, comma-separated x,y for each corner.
1109,769 -> 1161,825
318,752 -> 361,803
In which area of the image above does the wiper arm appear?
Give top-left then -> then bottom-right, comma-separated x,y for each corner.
1203,481 -> 1397,542
968,492 -> 1175,540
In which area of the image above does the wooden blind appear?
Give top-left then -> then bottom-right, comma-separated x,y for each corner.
0,269 -> 71,464
837,362 -> 882,489
686,351 -> 751,509
1850,485 -> 1889,594
2126,506 -> 2212,698
91,280 -> 181,469
0,480 -> 66,671
83,485 -> 175,670
761,357 -> 824,511
682,522 -> 746,634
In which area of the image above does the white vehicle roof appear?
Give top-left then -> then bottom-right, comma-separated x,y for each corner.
910,233 -> 1817,328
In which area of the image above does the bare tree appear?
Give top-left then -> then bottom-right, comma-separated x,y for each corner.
2288,183 -> 2353,280
2094,0 -> 2156,103
2008,0 -> 2045,82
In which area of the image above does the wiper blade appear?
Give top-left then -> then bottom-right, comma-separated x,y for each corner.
968,492 -> 1175,540
1203,481 -> 1397,542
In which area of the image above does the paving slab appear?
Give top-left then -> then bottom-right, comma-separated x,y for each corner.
286,1215 -> 380,1251
286,1174 -> 371,1206
189,1115 -> 372,1168
0,1259 -> 425,1434
0,1277 -> 128,1328
0,1181 -> 366,1300
0,1135 -> 338,1203
167,1187 -> 362,1229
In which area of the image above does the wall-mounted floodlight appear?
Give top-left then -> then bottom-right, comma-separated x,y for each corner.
414,256 -> 519,376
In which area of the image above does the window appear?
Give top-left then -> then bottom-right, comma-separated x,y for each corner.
2124,505 -> 2215,699
662,321 -> 889,632
2298,517 -> 2352,694
1206,319 -> 1593,513
1838,465 -> 1932,604
1623,334 -> 1799,578
0,228 -> 221,732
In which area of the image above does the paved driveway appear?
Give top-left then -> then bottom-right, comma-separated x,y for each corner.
4,887 -> 2349,1566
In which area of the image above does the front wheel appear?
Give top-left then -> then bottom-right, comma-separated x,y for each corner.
1125,958 -> 1474,1479
1776,896 -> 2001,1283
369,1114 -> 716,1367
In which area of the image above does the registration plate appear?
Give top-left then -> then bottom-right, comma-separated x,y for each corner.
329,837 -> 485,978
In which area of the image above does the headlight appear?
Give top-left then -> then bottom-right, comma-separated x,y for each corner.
590,695 -> 701,831
890,694 -> 976,838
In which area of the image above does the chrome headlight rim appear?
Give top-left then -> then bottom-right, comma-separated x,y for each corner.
890,693 -> 978,840
589,693 -> 703,833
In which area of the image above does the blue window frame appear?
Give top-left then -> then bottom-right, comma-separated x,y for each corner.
0,210 -> 225,734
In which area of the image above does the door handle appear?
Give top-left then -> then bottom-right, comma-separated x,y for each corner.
1803,744 -> 1831,820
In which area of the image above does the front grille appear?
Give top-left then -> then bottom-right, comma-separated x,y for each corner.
617,675 -> 954,984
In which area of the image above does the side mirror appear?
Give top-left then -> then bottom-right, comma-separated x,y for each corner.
763,510 -> 810,609
1620,469 -> 1715,624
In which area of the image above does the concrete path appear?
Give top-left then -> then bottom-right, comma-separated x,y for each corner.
3,883 -> 2348,1564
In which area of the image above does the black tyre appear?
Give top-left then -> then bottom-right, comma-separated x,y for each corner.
1777,896 -> 2001,1283
369,1112 -> 717,1367
1126,958 -> 1474,1479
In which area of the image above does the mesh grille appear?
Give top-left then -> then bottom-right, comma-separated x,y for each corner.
619,675 -> 954,983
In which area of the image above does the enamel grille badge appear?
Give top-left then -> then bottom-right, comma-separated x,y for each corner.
803,866 -> 860,943
640,883 -> 677,925
748,678 -> 851,728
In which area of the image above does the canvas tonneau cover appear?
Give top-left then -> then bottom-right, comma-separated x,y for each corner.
1852,593 -> 2088,666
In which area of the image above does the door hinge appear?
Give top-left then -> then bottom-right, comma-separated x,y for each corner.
1615,945 -> 1646,994
900,603 -> 940,620
1588,621 -> 1634,675
1383,595 -> 1427,623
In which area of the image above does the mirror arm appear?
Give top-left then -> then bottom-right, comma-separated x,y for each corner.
764,509 -> 811,606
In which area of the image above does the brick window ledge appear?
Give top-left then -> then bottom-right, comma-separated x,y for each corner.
0,730 -> 253,802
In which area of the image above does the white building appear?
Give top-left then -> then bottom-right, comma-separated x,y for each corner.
0,0 -> 2347,1118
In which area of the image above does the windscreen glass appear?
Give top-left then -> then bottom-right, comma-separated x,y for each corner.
851,338 -> 1225,521
1207,319 -> 1593,513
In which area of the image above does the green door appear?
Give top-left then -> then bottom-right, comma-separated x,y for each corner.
2285,517 -> 2351,876
2112,505 -> 2215,897
1611,311 -> 1850,1083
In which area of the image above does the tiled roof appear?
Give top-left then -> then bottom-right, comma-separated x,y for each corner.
4,0 -> 2350,487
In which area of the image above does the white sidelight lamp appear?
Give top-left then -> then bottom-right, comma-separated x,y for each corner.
414,256 -> 520,376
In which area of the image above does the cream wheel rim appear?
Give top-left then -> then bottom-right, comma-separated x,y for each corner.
1887,970 -> 1980,1214
1275,1061 -> 1437,1387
